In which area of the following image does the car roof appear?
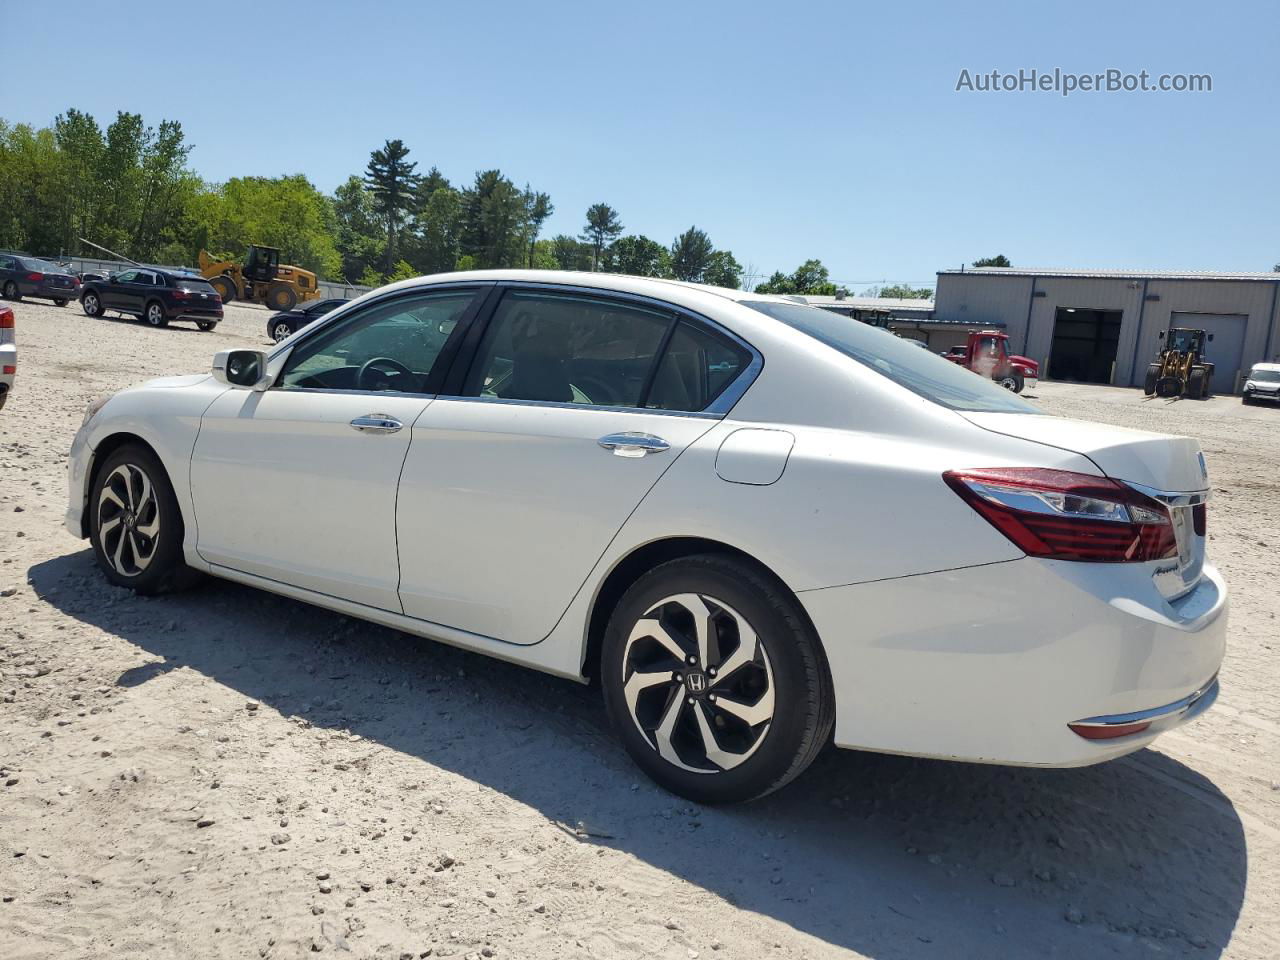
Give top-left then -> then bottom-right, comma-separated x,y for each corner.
1251,362 -> 1280,372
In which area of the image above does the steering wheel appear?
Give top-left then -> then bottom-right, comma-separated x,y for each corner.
357,356 -> 414,391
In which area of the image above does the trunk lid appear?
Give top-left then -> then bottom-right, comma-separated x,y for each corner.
961,412 -> 1207,492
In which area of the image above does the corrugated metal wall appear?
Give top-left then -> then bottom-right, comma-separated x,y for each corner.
935,273 -> 1280,390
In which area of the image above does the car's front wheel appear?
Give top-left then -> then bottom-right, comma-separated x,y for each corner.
602,555 -> 833,804
271,320 -> 294,342
89,444 -> 196,594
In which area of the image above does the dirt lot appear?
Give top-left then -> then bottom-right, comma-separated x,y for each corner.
1,295 -> 1278,960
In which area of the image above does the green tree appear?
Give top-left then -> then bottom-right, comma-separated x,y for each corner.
669,226 -> 713,281
550,234 -> 592,271
875,283 -> 933,299
754,259 -> 837,295
580,202 -> 623,270
459,169 -> 529,268
331,174 -> 384,282
410,184 -> 462,275
971,254 -> 1011,268
365,139 -> 419,272
702,249 -> 742,289
524,189 -> 554,268
602,234 -> 669,276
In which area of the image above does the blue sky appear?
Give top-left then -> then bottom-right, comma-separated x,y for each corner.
7,0 -> 1276,288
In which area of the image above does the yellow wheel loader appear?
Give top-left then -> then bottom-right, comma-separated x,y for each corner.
198,245 -> 321,312
1143,327 -> 1215,399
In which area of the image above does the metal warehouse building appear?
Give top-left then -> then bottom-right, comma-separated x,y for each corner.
932,267 -> 1280,393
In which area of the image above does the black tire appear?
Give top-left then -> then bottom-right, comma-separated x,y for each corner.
196,320 -> 217,332
209,275 -> 237,304
266,282 -> 297,312
601,554 -> 834,805
81,291 -> 103,317
1156,375 -> 1184,398
996,369 -> 1024,393
2,280 -> 19,301
1187,368 -> 1207,400
144,301 -> 169,328
270,319 -> 295,343
89,443 -> 198,595
55,299 -> 68,307
1143,364 -> 1160,396
1242,394 -> 1254,406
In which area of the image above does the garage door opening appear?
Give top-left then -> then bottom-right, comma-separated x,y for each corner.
1048,308 -> 1122,384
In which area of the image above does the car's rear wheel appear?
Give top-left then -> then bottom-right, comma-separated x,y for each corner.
196,320 -> 217,332
601,555 -> 833,804
89,444 -> 196,594
55,299 -> 68,307
2,281 -> 19,301
271,319 -> 294,342
144,302 -> 169,327
82,292 -> 102,317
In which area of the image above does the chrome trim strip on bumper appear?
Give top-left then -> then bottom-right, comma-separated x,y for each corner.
1071,674 -> 1218,730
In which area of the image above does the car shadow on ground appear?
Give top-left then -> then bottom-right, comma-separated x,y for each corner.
29,551 -> 1246,959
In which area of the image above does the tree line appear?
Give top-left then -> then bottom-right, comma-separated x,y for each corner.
0,109 -> 951,296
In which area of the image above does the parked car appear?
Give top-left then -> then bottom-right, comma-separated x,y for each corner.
266,297 -> 351,343
0,253 -> 81,305
65,270 -> 1226,803
80,268 -> 223,330
0,306 -> 14,411
1241,362 -> 1280,404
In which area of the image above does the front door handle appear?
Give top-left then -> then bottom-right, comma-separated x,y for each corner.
350,414 -> 403,435
597,432 -> 670,458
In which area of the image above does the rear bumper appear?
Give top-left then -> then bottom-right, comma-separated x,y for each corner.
800,557 -> 1227,767
170,308 -> 222,322
29,282 -> 78,299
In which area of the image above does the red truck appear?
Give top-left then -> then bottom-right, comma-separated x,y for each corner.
942,329 -> 1039,393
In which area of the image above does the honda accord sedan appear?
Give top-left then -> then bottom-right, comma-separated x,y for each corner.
65,271 -> 1227,803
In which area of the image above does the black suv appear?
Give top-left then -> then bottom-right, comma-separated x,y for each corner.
80,268 -> 223,330
0,253 -> 81,305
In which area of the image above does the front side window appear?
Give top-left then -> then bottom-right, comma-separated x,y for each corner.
744,300 -> 1036,414
279,290 -> 475,394
464,291 -> 672,407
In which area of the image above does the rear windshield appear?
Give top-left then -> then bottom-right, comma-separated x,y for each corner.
1251,368 -> 1280,383
742,300 -> 1037,414
176,278 -> 218,293
20,257 -> 61,272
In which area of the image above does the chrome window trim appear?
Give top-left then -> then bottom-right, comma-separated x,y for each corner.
275,386 -> 438,401
440,393 -> 722,420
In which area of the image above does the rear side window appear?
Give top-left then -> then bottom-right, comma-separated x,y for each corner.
464,291 -> 671,407
646,321 -> 750,412
743,300 -> 1036,414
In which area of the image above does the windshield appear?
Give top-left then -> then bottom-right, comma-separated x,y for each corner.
177,278 -> 218,293
1250,368 -> 1280,383
742,301 -> 1037,414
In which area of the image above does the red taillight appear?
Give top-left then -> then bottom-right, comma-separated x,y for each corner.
1,365 -> 13,375
943,467 -> 1177,563
26,272 -> 43,282
1068,720 -> 1151,740
172,289 -> 190,300
0,309 -> 13,329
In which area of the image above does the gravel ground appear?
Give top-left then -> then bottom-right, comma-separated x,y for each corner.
1,295 -> 1278,960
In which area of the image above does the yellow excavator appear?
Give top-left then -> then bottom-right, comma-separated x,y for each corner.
199,245 -> 320,312
1143,327 -> 1216,399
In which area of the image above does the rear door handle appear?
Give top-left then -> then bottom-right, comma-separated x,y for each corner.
350,414 -> 403,435
597,432 -> 670,458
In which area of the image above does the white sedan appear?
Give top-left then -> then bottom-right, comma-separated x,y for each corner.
65,271 -> 1227,803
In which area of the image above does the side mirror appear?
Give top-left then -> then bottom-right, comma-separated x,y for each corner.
212,349 -> 271,390
1158,331 -> 1165,340
1207,333 -> 1215,342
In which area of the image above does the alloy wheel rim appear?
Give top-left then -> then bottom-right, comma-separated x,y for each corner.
621,593 -> 775,774
273,323 -> 292,342
148,306 -> 162,324
97,463 -> 160,577
85,294 -> 98,313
